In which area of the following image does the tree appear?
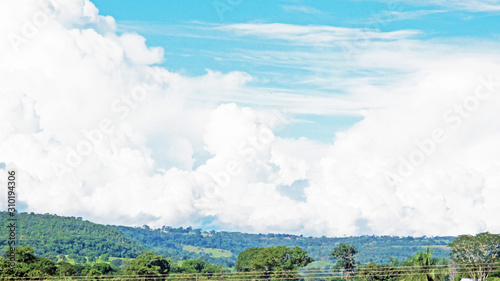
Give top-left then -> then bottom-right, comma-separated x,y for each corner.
7,246 -> 37,264
400,248 -> 448,281
86,268 -> 103,280
236,246 -> 313,280
32,257 -> 57,276
449,232 -> 500,281
176,259 -> 223,273
101,254 -> 109,262
92,263 -> 116,275
357,260 -> 401,281
75,256 -> 87,264
330,243 -> 358,280
235,248 -> 261,272
125,252 -> 170,281
56,261 -> 75,276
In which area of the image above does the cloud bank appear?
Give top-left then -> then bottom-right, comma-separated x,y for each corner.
0,0 -> 500,236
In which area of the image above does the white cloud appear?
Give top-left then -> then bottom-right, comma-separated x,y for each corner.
118,33 -> 164,65
1,0 -> 500,237
217,23 -> 421,46
281,5 -> 322,14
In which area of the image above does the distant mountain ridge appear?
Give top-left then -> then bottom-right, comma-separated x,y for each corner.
0,212 -> 455,268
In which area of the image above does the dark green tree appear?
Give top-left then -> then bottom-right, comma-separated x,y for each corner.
7,246 -> 37,264
86,267 -> 103,279
235,248 -> 261,272
92,262 -> 116,275
32,257 -> 57,276
236,246 -> 313,280
125,252 -> 170,281
176,259 -> 223,273
56,261 -> 75,276
330,243 -> 358,280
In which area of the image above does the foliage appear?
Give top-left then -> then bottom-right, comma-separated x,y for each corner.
236,246 -> 313,280
0,212 -> 143,260
92,262 -> 116,275
1,212 -> 456,267
331,243 -> 359,279
0,246 -> 57,278
56,261 -> 75,276
449,232 -> 500,281
400,248 -> 448,281
116,224 -> 455,267
125,252 -> 170,281
172,258 -> 224,274
356,261 -> 402,281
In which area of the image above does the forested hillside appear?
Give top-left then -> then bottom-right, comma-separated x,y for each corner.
114,225 -> 455,267
0,212 -> 143,260
0,212 -> 455,268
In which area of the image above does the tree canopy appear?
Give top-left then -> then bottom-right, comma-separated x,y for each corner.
330,243 -> 359,279
236,246 -> 313,280
125,252 -> 170,281
449,232 -> 500,281
400,248 -> 448,281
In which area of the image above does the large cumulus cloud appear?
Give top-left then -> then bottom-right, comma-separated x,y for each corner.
0,0 -> 499,236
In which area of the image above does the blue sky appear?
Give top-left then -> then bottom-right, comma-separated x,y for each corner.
90,0 -> 500,143
2,0 -> 500,236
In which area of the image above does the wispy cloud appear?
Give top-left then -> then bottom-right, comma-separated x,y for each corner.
115,20 -> 500,115
216,23 -> 421,46
366,9 -> 446,23
281,5 -> 322,14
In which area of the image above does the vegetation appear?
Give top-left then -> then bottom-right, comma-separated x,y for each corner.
449,232 -> 500,281
115,224 -> 455,266
0,212 -> 143,261
0,246 -> 120,278
3,211 -> 499,281
399,248 -> 448,281
235,246 -> 313,280
124,252 -> 170,281
0,246 -> 225,280
1,212 -> 456,267
0,229 -> 498,281
331,243 -> 359,280
357,261 -> 401,281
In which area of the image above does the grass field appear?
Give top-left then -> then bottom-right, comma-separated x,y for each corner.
305,260 -> 335,270
182,245 -> 233,258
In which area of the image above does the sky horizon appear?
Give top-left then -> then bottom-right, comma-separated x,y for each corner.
1,0 -> 500,237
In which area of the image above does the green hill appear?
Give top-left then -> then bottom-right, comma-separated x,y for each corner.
114,225 -> 455,267
0,212 -> 144,260
0,212 -> 455,268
